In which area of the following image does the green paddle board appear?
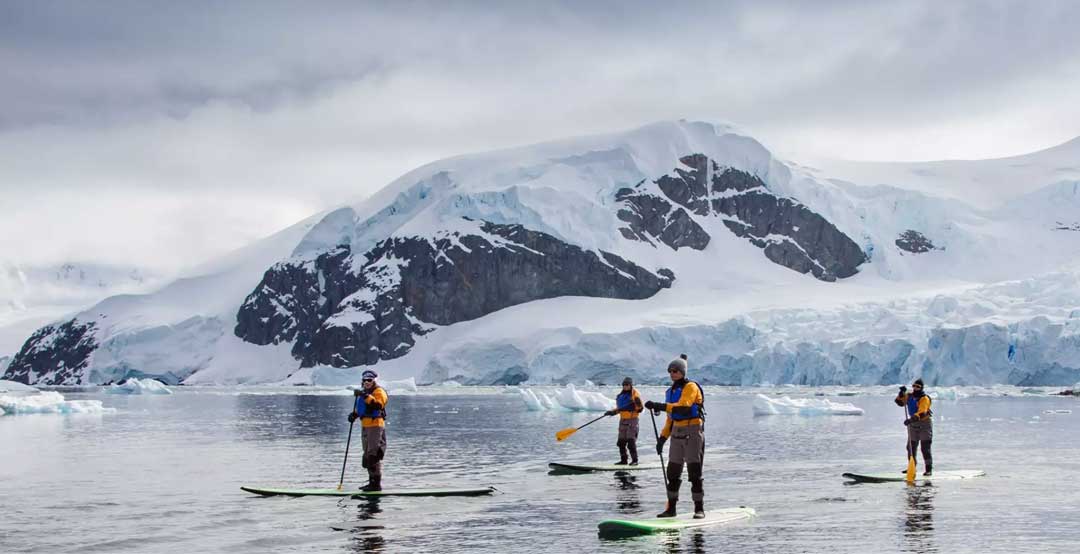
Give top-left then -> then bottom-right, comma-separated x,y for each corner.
842,469 -> 985,483
241,486 -> 496,497
598,506 -> 756,537
548,462 -> 663,473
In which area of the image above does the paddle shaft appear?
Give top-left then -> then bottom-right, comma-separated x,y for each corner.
902,400 -> 916,482
648,408 -> 669,489
338,418 -> 355,490
567,413 -> 609,436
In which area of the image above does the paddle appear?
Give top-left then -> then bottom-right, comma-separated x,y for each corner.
648,408 -> 669,489
555,413 -> 611,442
337,416 -> 355,491
903,400 -> 916,483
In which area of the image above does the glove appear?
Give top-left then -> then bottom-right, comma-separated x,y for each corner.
899,386 -> 907,394
656,437 -> 667,455
644,401 -> 667,413
348,412 -> 358,423
605,409 -> 617,416
903,418 -> 911,426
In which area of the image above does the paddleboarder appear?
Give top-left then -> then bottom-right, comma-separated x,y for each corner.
349,369 -> 388,491
895,378 -> 933,476
605,377 -> 644,465
644,354 -> 706,519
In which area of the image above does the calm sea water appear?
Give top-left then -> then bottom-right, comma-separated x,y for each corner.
2,386 -> 1078,553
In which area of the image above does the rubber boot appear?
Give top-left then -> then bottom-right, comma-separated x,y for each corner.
923,463 -> 932,477
628,441 -> 638,466
693,500 -> 705,519
361,474 -> 382,492
615,441 -> 628,465
658,478 -> 680,517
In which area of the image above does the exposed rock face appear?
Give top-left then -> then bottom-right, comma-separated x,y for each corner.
896,230 -> 938,253
2,320 -> 98,385
618,154 -> 867,281
615,186 -> 710,250
235,219 -> 674,368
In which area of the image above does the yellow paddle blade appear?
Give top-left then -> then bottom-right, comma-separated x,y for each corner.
555,427 -> 577,442
906,455 -> 917,483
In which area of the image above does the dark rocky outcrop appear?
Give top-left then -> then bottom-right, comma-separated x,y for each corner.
615,185 -> 711,250
236,219 -> 674,368
623,154 -> 867,281
895,230 -> 938,253
2,320 -> 98,385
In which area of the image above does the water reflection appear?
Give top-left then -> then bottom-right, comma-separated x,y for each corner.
901,484 -> 936,554
613,473 -> 642,513
334,497 -> 386,553
658,531 -> 708,553
347,530 -> 386,553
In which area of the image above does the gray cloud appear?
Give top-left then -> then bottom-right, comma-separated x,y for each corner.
1,0 -> 1078,271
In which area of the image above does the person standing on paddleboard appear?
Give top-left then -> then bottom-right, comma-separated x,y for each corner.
349,369 -> 388,491
605,377 -> 644,466
895,378 -> 933,476
644,354 -> 706,519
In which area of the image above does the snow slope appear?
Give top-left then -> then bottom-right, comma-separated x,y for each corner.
5,120 -> 1080,386
808,136 -> 1080,210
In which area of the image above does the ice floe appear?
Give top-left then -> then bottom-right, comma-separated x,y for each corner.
0,391 -> 114,415
752,394 -> 864,416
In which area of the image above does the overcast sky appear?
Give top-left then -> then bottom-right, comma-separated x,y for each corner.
2,0 -> 1078,273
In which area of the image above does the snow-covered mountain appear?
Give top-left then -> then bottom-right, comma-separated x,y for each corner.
5,120 -> 1080,386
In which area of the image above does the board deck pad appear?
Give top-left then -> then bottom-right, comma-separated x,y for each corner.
548,462 -> 663,473
598,507 -> 756,536
842,470 -> 985,483
241,486 -> 496,497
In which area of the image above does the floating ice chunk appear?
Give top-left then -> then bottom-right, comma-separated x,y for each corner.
553,383 -> 614,412
382,377 -> 418,393
0,380 -> 37,393
1043,409 -> 1072,414
519,384 -> 612,412
0,391 -> 115,415
106,378 -> 172,395
752,394 -> 864,416
931,387 -> 968,401
440,380 -> 463,388
519,388 -> 555,411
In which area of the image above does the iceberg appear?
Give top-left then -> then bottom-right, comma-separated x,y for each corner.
752,394 -> 864,416
553,383 -> 614,412
518,384 -> 614,412
518,388 -> 555,411
0,391 -> 114,415
105,378 -> 172,395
